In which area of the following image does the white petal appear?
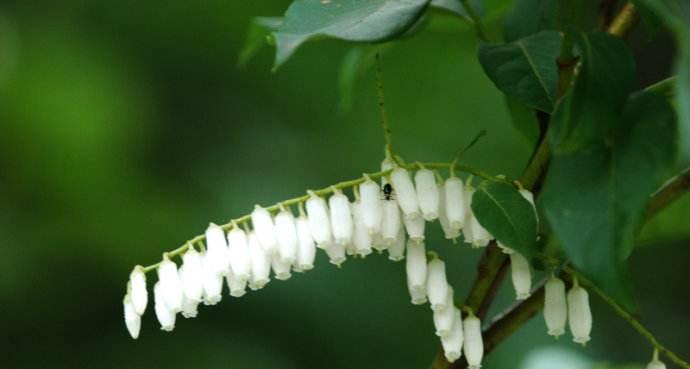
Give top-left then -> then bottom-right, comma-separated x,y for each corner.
329,190 -> 353,245
324,241 -> 346,266
296,215 -> 316,271
544,276 -> 567,338
433,288 -> 456,337
275,210 -> 298,264
180,248 -> 204,302
509,252 -> 531,300
441,308 -> 464,363
205,223 -> 230,275
444,177 -> 467,231
568,283 -> 592,345
248,231 -> 271,289
271,253 -> 292,280
251,205 -> 278,254
129,267 -> 148,316
123,295 -> 141,339
154,281 -> 176,331
227,228 -> 251,281
390,167 -> 420,220
380,199 -> 401,249
438,184 -> 460,240
157,259 -> 184,312
427,258 -> 450,311
359,179 -> 383,235
387,225 -> 405,261
403,214 -> 425,242
415,169 -> 440,221
181,295 -> 199,318
406,240 -> 427,305
201,251 -> 223,305
226,270 -> 248,297
352,201 -> 373,257
647,358 -> 667,369
306,193 -> 333,248
463,314 -> 483,369
466,189 -> 493,247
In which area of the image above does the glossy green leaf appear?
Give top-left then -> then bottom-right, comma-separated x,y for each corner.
479,30 -> 561,112
542,91 -> 677,304
471,181 -> 538,259
502,0 -> 556,42
549,32 -> 636,154
337,47 -> 371,112
238,17 -> 283,67
505,97 -> 540,145
271,0 -> 430,70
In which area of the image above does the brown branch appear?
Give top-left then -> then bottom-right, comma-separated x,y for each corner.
646,167 -> 690,219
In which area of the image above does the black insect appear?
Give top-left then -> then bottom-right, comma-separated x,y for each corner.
382,183 -> 394,201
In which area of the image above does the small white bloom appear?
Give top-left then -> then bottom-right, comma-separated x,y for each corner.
403,214 -> 425,242
251,205 -> 278,254
415,169 -> 440,221
380,199 -> 401,248
205,223 -> 230,275
154,281 -> 176,331
295,215 -> 316,271
427,258 -> 450,311
324,241 -> 346,266
390,167 -> 420,220
180,247 -> 204,302
463,314 -> 484,369
157,258 -> 184,312
227,227 -> 251,282
181,295 -> 199,318
466,188 -> 493,247
406,240 -> 427,305
329,190 -> 354,246
647,351 -> 667,369
248,231 -> 271,289
510,252 -> 531,300
387,225 -> 405,261
441,308 -> 464,363
544,275 -> 567,338
306,192 -> 333,248
433,287 -> 456,337
359,179 -> 383,235
225,269 -> 248,297
444,177 -> 467,231
568,280 -> 592,345
201,251 -> 223,305
352,201 -> 373,257
438,184 -> 460,240
123,294 -> 141,339
275,209 -> 298,264
271,253 -> 292,280
129,266 -> 148,316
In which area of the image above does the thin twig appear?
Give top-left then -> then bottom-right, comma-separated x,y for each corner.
646,167 -> 690,218
375,52 -> 393,159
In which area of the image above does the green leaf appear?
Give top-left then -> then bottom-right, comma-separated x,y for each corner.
430,0 -> 483,20
271,0 -> 430,70
505,97 -> 540,145
337,47 -> 372,112
502,0 -> 557,42
549,32 -> 636,154
478,30 -> 561,113
542,91 -> 677,304
238,17 -> 283,67
471,181 -> 538,259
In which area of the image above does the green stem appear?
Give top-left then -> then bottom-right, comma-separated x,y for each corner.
646,167 -> 690,219
375,52 -> 393,159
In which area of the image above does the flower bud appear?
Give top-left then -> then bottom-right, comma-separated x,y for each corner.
352,201 -> 373,257
123,294 -> 141,339
427,258 -> 450,311
433,287 -> 456,337
463,314 -> 484,369
647,351 -> 666,369
129,266 -> 148,316
324,241 -> 346,266
329,190 -> 354,246
275,209 -> 298,264
509,252 -> 531,300
438,184 -> 460,239
157,258 -> 184,312
403,214 -> 425,242
544,275 -> 567,338
441,308 -> 464,363
248,231 -> 271,289
359,179 -> 383,235
227,227 -> 251,281
444,177 -> 467,231
380,199 -> 401,248
180,248 -> 204,302
306,192 -> 333,248
415,169 -> 440,221
251,205 -> 278,254
154,281 -> 176,331
205,223 -> 230,276
390,167 -> 420,220
406,240 -> 427,305
201,251 -> 223,305
295,215 -> 316,271
226,269 -> 248,297
271,253 -> 292,280
181,295 -> 199,318
568,280 -> 592,345
387,225 -> 405,261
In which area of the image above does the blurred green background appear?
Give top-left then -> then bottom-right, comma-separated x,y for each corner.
0,1 -> 688,369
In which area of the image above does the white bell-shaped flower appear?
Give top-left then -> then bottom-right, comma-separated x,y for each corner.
403,214 -> 425,242
444,177 -> 467,231
227,227 -> 251,282
359,178 -> 383,235
205,223 -> 230,276
275,209 -> 298,264
181,295 -> 199,318
225,269 -> 248,297
438,184 -> 460,240
427,258 -> 450,311
129,266 -> 148,316
295,215 -> 316,271
510,252 -> 531,300
157,257 -> 184,312
271,253 -> 292,280
154,281 -> 176,331
466,188 -> 493,247
352,201 -> 373,257
123,294 -> 141,339
180,247 -> 204,302
325,241 -> 346,266
441,308 -> 464,363
406,240 -> 427,305
329,190 -> 354,246
306,192 -> 333,249
201,251 -> 223,305
390,167 -> 420,220
380,199 -> 401,248
415,168 -> 440,221
248,231 -> 271,289
381,157 -> 395,173
463,314 -> 484,369
646,350 -> 667,369
568,280 -> 592,345
251,205 -> 278,254
387,226 -> 405,261
433,287 -> 456,337
544,275 -> 567,338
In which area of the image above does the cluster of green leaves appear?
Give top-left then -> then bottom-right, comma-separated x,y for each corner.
239,0 -> 688,305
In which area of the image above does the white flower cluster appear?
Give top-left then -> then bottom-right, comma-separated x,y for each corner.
543,276 -> 593,345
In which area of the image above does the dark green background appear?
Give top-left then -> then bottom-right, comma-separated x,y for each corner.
0,1 -> 688,368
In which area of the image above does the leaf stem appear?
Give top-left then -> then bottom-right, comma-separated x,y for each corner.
646,167 -> 690,219
607,2 -> 638,38
458,0 -> 488,42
